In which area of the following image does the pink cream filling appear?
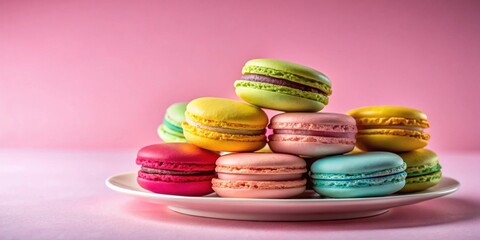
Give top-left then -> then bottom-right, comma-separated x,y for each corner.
273,129 -> 356,138
269,122 -> 357,132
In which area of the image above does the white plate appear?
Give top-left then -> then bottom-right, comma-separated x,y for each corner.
106,172 -> 459,221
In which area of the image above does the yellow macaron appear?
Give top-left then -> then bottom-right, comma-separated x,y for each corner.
182,97 -> 268,152
347,106 -> 430,152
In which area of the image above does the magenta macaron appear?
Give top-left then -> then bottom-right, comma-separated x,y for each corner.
268,113 -> 357,157
136,143 -> 220,196
212,153 -> 307,198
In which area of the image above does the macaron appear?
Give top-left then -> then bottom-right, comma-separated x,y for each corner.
157,102 -> 188,142
347,106 -> 430,152
182,97 -> 268,152
136,143 -> 219,196
234,58 -> 332,112
398,149 -> 442,192
310,152 -> 407,198
212,153 -> 307,198
268,113 -> 357,157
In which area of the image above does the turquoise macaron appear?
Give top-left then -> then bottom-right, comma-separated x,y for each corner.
157,102 -> 188,142
310,152 -> 407,198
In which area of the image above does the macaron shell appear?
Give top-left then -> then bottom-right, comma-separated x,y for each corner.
355,133 -> 428,152
212,178 -> 306,198
213,186 -> 306,198
182,125 -> 266,152
400,171 -> 442,193
137,178 -> 213,196
398,149 -> 439,168
165,102 -> 188,128
313,179 -> 405,198
186,97 -> 268,129
216,153 -> 306,169
157,124 -> 187,143
310,152 -> 405,177
136,143 -> 219,166
347,106 -> 428,121
269,140 -> 354,158
268,113 -> 357,156
235,87 -> 325,112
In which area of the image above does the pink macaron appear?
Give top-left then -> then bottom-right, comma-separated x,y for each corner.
136,143 -> 220,196
268,112 -> 357,157
212,153 -> 307,198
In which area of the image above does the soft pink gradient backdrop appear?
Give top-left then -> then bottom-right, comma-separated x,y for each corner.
1,0 -> 479,150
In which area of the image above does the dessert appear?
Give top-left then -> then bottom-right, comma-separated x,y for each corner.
213,153 -> 307,198
268,112 -> 357,157
182,97 -> 268,152
347,106 -> 430,152
310,152 -> 407,198
136,143 -> 219,196
235,58 -> 331,112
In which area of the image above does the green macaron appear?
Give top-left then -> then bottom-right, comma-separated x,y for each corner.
398,149 -> 442,192
234,59 -> 332,112
157,102 -> 187,143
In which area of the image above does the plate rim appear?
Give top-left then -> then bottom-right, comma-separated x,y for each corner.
105,171 -> 460,203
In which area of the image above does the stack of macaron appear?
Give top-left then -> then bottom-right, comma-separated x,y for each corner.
347,106 -> 442,193
136,58 -> 442,199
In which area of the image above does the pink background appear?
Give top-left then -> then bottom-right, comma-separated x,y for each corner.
1,0 -> 479,151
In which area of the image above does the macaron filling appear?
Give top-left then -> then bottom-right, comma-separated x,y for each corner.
269,134 -> 355,144
140,166 -> 214,175
270,122 -> 357,132
234,80 -> 329,104
269,121 -> 357,144
242,65 -> 331,94
273,129 -> 356,138
406,163 -> 441,177
136,158 -> 216,171
313,172 -> 407,188
163,120 -> 183,133
159,124 -> 185,138
240,74 -> 327,95
354,115 -> 430,140
185,111 -> 267,130
406,171 -> 442,184
358,125 -> 424,132
138,171 -> 215,182
185,118 -> 265,135
358,128 -> 430,140
311,162 -> 407,180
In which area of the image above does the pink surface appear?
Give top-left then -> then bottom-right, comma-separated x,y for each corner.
1,149 -> 479,239
1,0 -> 480,151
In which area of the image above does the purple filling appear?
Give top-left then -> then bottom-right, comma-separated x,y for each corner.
240,74 -> 325,94
274,129 -> 356,138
